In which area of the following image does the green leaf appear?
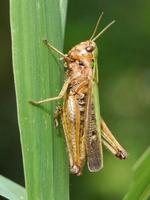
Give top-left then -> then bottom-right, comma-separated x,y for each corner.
10,0 -> 69,200
0,175 -> 27,200
123,147 -> 150,200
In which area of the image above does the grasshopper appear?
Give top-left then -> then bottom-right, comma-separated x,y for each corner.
30,12 -> 128,176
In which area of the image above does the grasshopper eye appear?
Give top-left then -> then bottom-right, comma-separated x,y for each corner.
86,46 -> 94,52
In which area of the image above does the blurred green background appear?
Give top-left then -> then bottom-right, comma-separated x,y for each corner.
0,0 -> 150,200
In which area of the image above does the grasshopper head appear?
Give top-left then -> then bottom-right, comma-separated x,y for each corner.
64,14 -> 115,77
65,40 -> 98,69
63,13 -> 115,70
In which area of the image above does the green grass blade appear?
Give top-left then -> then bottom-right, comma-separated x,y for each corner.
123,147 -> 150,200
10,0 -> 69,200
0,175 -> 27,200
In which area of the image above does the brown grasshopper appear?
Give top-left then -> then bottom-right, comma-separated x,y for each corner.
30,13 -> 128,176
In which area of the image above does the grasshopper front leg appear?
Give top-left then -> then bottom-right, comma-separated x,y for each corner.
101,119 -> 128,159
29,79 -> 70,105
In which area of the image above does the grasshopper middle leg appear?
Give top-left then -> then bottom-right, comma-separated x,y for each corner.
54,105 -> 63,127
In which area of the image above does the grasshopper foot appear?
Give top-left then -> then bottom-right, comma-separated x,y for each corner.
29,100 -> 40,105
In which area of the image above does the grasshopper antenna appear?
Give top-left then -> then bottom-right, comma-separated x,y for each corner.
92,20 -> 115,42
90,12 -> 104,40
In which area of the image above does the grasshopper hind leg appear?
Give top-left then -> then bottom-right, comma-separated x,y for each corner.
101,119 -> 128,159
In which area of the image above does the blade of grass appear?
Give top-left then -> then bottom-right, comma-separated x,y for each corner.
0,175 -> 27,200
10,0 -> 69,200
123,147 -> 150,200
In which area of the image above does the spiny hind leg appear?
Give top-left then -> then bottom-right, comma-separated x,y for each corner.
101,118 -> 128,159
29,79 -> 70,105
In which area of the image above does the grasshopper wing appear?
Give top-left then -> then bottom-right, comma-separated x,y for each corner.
85,81 -> 103,172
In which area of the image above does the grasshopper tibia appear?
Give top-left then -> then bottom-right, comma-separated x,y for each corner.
101,119 -> 128,159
